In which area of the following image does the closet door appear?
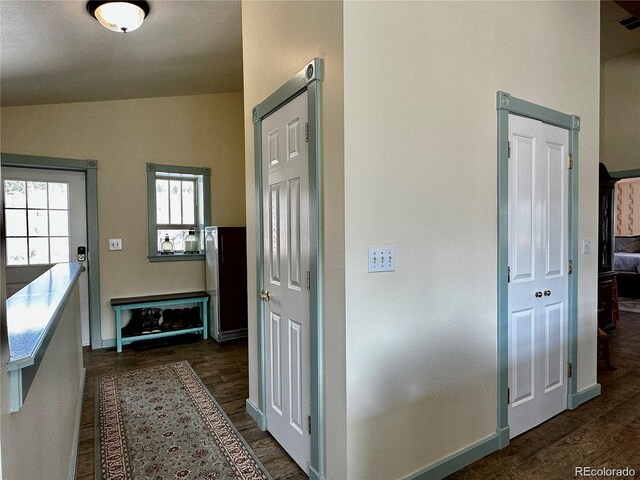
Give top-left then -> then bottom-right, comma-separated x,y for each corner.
508,114 -> 569,438
262,91 -> 311,471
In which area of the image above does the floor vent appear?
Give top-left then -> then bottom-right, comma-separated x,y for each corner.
619,15 -> 640,30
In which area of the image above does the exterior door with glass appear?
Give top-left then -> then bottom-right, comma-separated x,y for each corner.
3,167 -> 90,345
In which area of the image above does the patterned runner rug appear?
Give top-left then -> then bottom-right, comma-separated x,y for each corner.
97,361 -> 271,480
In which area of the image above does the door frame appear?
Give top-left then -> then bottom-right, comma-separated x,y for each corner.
1,153 -> 103,349
249,58 -> 324,480
496,91 -> 592,447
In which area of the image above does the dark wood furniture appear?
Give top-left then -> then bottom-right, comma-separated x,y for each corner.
598,163 -> 618,274
598,272 -> 619,332
616,271 -> 640,298
598,163 -> 620,336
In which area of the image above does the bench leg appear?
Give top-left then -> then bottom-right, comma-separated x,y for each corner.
201,300 -> 208,340
115,308 -> 123,353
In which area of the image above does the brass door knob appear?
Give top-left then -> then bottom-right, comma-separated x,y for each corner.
535,291 -> 543,298
544,290 -> 551,296
259,290 -> 271,301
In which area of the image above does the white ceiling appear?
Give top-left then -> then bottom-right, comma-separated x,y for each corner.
0,0 -> 243,106
1,1 -> 639,107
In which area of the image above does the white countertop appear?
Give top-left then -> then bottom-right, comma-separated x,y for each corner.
7,262 -> 82,370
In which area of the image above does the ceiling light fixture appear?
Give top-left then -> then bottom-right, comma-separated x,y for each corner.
86,1 -> 150,33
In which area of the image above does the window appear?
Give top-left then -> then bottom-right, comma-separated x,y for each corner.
155,176 -> 197,252
3,179 -> 70,265
147,163 -> 211,261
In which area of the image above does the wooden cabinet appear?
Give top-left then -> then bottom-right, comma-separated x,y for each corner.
598,164 -> 620,333
598,163 -> 618,274
598,273 -> 619,333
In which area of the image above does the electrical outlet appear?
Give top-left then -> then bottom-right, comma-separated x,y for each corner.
368,247 -> 396,273
109,239 -> 122,251
583,238 -> 591,255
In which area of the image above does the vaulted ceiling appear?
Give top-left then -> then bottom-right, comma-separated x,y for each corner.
1,1 -> 638,107
602,0 -> 640,60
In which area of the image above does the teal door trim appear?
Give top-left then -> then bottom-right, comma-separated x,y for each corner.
0,152 -> 103,349
496,92 -> 589,448
250,58 -> 324,480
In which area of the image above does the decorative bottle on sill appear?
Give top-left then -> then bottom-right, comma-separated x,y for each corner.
160,234 -> 174,255
184,228 -> 200,254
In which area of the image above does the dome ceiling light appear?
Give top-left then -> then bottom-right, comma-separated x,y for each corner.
86,1 -> 150,33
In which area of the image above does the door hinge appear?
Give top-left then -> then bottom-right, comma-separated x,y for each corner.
568,154 -> 573,169
308,415 -> 312,434
507,387 -> 510,404
507,266 -> 511,283
508,141 -> 511,159
306,271 -> 311,290
568,259 -> 573,274
567,362 -> 573,378
305,123 -> 309,143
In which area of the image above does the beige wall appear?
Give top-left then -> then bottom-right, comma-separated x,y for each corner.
344,1 -> 600,478
1,284 -> 82,480
1,93 -> 245,342
241,1 -> 346,477
602,49 -> 640,172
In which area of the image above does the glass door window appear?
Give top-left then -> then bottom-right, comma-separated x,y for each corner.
3,179 -> 70,265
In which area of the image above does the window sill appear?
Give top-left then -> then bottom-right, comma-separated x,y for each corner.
148,253 -> 205,262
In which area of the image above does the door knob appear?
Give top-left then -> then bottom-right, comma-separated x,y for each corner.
544,290 -> 551,296
535,291 -> 543,298
259,290 -> 271,301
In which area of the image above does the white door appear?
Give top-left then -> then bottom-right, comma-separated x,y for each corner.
508,114 -> 569,438
2,167 -> 91,346
261,91 -> 311,472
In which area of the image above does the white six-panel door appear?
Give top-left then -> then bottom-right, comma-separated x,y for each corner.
508,114 -> 569,438
261,91 -> 311,472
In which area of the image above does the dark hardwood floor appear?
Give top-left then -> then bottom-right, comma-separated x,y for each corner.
75,337 -> 306,480
78,312 -> 640,480
448,310 -> 640,480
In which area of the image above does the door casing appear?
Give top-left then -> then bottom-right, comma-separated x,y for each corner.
496,91 -> 599,447
0,153 -> 102,349
249,58 -> 324,480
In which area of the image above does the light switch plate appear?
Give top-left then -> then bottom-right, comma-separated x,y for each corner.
368,247 -> 395,272
109,239 -> 122,251
583,238 -> 591,255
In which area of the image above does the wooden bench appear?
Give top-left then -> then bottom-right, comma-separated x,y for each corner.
111,291 -> 209,353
